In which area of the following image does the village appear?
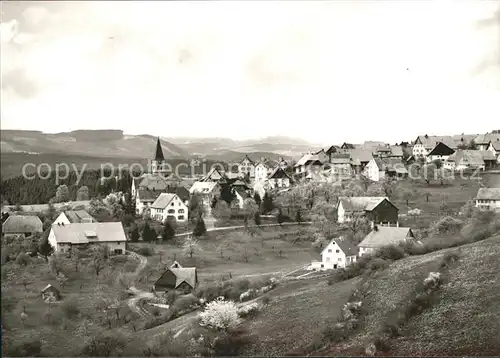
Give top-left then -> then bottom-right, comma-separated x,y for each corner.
2,130 -> 500,356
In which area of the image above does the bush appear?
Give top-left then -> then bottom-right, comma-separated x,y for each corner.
439,251 -> 460,269
81,332 -> 126,357
198,297 -> 241,331
136,246 -> 155,256
173,294 -> 199,312
61,298 -> 80,319
261,295 -> 271,305
375,245 -> 406,261
143,307 -> 179,330
238,302 -> 260,318
15,252 -> 30,266
211,327 -> 252,356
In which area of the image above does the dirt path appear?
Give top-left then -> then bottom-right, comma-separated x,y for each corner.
126,250 -> 155,318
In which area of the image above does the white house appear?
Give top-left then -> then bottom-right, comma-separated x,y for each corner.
150,193 -> 188,222
254,162 -> 269,182
233,188 -> 251,209
135,188 -> 162,215
475,188 -> 500,211
426,142 -> 455,164
53,210 -> 97,225
363,158 -> 407,182
294,153 -> 323,176
48,222 -> 127,255
358,226 -> 414,256
238,155 -> 255,178
309,236 -> 358,271
487,141 -> 500,164
189,181 -> 221,215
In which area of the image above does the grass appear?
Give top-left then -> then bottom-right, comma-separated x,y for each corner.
312,234 -> 500,356
130,225 -> 319,290
1,252 -> 142,356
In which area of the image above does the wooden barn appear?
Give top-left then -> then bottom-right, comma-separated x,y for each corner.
153,262 -> 198,294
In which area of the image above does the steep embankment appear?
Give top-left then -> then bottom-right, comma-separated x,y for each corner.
314,235 -> 500,356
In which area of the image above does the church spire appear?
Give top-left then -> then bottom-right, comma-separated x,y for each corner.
154,137 -> 165,161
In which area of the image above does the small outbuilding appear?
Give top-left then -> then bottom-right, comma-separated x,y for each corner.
153,262 -> 198,294
41,284 -> 61,303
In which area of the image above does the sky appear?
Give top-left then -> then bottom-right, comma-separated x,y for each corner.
1,0 -> 499,145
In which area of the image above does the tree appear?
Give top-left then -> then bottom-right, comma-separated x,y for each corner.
76,186 -> 90,201
193,216 -> 207,237
212,200 -> 231,222
400,188 -> 415,207
220,185 -> 236,205
39,233 -> 54,262
254,212 -> 261,226
253,193 -> 262,207
423,191 -> 431,202
295,208 -> 303,223
90,246 -> 108,277
198,297 -> 241,331
55,185 -> 70,203
183,236 -> 200,258
243,198 -> 258,224
261,192 -> 274,214
277,209 -> 285,225
130,226 -> 140,242
141,222 -> 156,242
342,214 -> 371,243
162,220 -> 175,241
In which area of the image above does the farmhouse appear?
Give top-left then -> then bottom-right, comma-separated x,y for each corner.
135,188 -> 162,215
153,262 -> 198,293
426,142 -> 455,164
238,155 -> 256,179
200,167 -> 227,183
487,141 -> 500,163
53,210 -> 97,225
363,158 -> 407,182
189,181 -> 221,215
150,193 -> 188,222
2,215 -> 43,237
328,154 -> 353,178
358,226 -> 415,256
310,236 -> 358,271
474,132 -> 500,151
268,167 -> 292,188
444,150 -> 486,171
336,196 -> 399,226
476,188 -> 500,211
294,153 -> 323,177
48,222 -> 127,255
254,161 -> 270,182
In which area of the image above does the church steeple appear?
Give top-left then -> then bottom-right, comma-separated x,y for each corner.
154,137 -> 165,161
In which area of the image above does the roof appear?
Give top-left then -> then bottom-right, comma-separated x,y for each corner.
51,222 -> 127,244
268,167 -> 292,179
476,188 -> 500,201
156,267 -> 197,288
2,215 -> 43,234
295,153 -> 323,167
480,150 -> 497,161
240,155 -> 255,165
189,181 -> 219,194
447,150 -> 486,166
337,197 -> 390,212
154,137 -> 165,161
330,153 -> 351,164
200,168 -> 225,182
415,135 -> 458,150
41,284 -> 60,293
63,210 -> 96,223
358,227 -> 413,248
372,158 -> 407,172
346,148 -> 373,165
166,186 -> 190,202
389,145 -> 404,157
151,193 -> 177,209
428,142 -> 455,156
137,188 -> 163,202
135,174 -> 180,191
322,236 -> 358,256
234,188 -> 251,199
490,141 -> 500,151
474,133 -> 500,145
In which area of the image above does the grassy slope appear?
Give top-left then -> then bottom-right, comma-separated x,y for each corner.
316,234 -> 500,356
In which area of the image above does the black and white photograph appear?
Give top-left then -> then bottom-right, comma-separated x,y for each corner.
1,0 -> 500,356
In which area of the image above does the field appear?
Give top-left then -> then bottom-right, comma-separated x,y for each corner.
313,234 -> 500,356
131,225 -> 319,290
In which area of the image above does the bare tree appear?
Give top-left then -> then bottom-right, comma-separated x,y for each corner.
183,236 -> 201,258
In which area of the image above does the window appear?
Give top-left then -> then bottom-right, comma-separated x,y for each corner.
168,209 -> 175,214
178,215 -> 184,220
336,249 -> 339,253
338,258 -> 342,262
171,202 -> 174,206
178,209 -> 185,214
326,257 -> 330,262
328,249 -> 332,253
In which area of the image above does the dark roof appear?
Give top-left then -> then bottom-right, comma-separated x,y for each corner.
337,196 -> 395,212
154,137 -> 165,161
269,167 -> 292,179
235,188 -> 251,199
166,186 -> 190,202
137,188 -> 163,202
428,142 -> 455,156
155,267 -> 198,289
2,215 -> 43,234
241,155 -> 255,165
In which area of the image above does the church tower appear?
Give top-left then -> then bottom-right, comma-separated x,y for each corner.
151,137 -> 167,175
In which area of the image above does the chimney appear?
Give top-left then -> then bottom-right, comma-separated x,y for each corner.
373,225 -> 378,232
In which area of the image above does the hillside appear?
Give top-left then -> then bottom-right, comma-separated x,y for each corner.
309,235 -> 500,356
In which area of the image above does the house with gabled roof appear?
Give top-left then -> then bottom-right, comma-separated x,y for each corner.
474,132 -> 500,151
341,143 -> 359,150
48,222 -> 127,255
254,161 -> 271,182
238,155 -> 255,179
294,153 -> 324,177
487,140 -> 500,164
444,150 -> 487,171
151,193 -> 188,222
476,187 -> 500,211
136,188 -> 162,215
153,263 -> 198,293
189,181 -> 221,215
53,210 -> 97,225
426,142 -> 456,164
309,236 -> 358,271
336,196 -> 399,226
2,215 -> 43,237
268,167 -> 292,188
363,158 -> 407,182
358,226 -> 415,256
200,167 -> 226,183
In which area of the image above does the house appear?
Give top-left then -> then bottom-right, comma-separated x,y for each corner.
135,188 -> 162,215
313,149 -> 329,164
153,262 -> 198,293
254,161 -> 270,182
363,158 -> 407,182
344,148 -> 373,171
238,155 -> 255,178
474,132 -> 500,151
358,226 -> 415,256
276,157 -> 288,170
132,173 -> 181,199
426,142 -> 456,164
200,167 -> 226,183
481,150 -> 498,169
327,154 -> 353,179
150,193 -> 188,222
388,145 -> 404,159
336,197 -> 399,226
166,186 -> 190,204
41,284 -> 61,303
475,188 -> 500,211
309,236 -> 358,271
48,222 -> 127,255
53,210 -> 97,225
487,141 -> 500,164
413,135 -> 457,158
444,150 -> 486,171
341,143 -> 359,150
2,215 -> 43,237
268,167 -> 292,188
294,153 -> 323,176
189,181 -> 221,214
326,145 -> 340,161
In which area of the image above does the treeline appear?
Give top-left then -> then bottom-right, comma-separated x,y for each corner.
0,169 -> 136,205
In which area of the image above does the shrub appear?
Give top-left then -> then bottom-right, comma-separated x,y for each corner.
164,291 -> 177,305
262,295 -> 271,305
143,307 -> 179,330
136,246 -> 154,256
375,245 -> 406,261
15,252 -> 30,266
198,297 -> 241,331
173,294 -> 199,312
430,216 -> 464,236
439,251 -> 460,269
238,302 -> 260,318
211,327 -> 252,356
81,332 -> 126,357
61,298 -> 80,319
